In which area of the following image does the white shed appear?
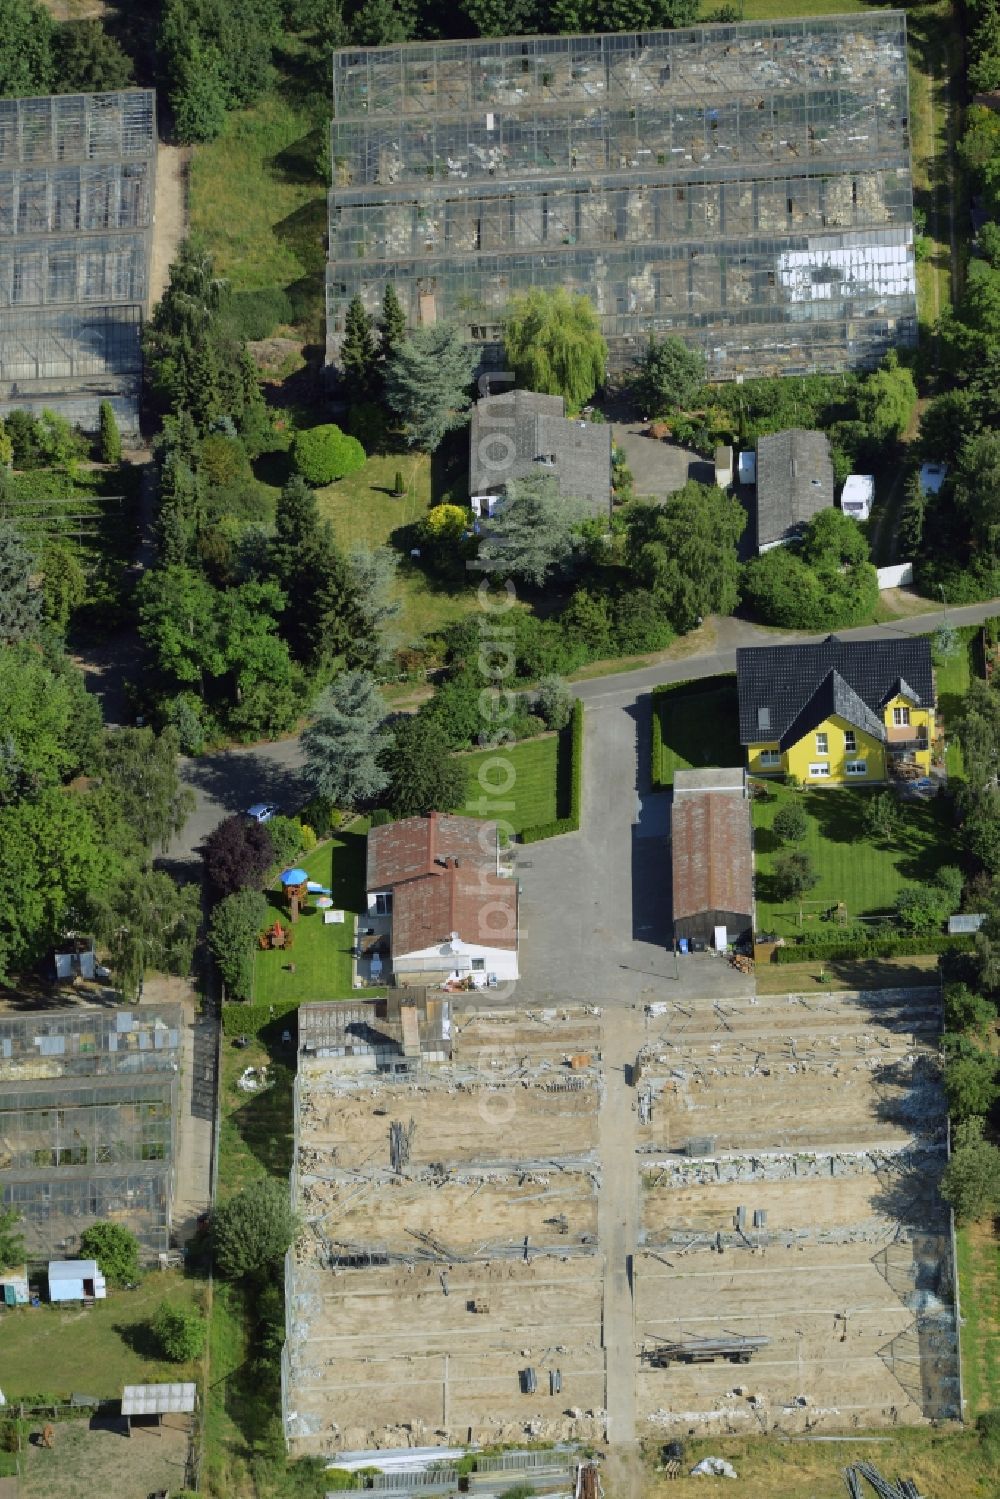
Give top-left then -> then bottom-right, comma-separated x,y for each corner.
0,1265 -> 29,1306
48,1259 -> 106,1302
841,474 -> 874,521
714,444 -> 734,488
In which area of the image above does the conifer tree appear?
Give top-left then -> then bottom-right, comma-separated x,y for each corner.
378,283 -> 408,362
341,295 -> 378,393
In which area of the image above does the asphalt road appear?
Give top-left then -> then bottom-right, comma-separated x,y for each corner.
161,596 -> 1000,869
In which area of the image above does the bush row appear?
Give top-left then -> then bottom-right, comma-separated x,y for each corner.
520,699 -> 584,844
221,999 -> 302,1037
770,933 -> 974,963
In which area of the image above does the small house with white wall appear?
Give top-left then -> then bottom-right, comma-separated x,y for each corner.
841,474 -> 874,522
48,1259 -> 106,1302
366,812 -> 519,987
0,1265 -> 29,1306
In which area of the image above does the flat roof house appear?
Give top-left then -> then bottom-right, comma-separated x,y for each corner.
671,768 -> 754,950
366,812 -> 519,986
469,389 -> 612,519
754,429 -> 834,553
738,636 -> 936,784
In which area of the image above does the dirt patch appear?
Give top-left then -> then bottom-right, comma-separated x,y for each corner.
149,145 -> 190,312
20,1415 -> 190,1499
38,0 -> 106,16
247,337 -> 305,375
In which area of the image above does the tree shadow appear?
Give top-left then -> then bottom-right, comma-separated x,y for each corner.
274,201 -> 328,279
229,1056 -> 296,1179
113,1318 -> 161,1360
181,750 -> 308,824
254,448 -> 294,490
273,130 -> 327,187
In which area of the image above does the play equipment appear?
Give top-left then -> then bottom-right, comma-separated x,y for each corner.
306,881 -> 332,895
259,921 -> 294,951
279,867 -> 309,922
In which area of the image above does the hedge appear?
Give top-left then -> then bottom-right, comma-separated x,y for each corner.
651,684 -> 665,790
770,933 -> 974,963
520,699 -> 583,843
221,999 -> 302,1038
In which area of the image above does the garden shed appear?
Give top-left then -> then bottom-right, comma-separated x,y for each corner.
48,1258 -> 106,1302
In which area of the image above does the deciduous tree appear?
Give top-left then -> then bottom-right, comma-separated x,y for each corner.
0,1208 -> 25,1273
153,1301 -> 208,1362
855,352 -> 917,442
625,484 -> 745,632
941,1116 -> 1000,1221
79,1222 -> 140,1286
0,0 -> 53,98
772,849 -> 817,901
99,726 -> 195,857
383,714 -> 467,819
209,888 -> 268,999
943,1033 -> 1000,1121
634,335 -> 705,414
203,815 -> 275,897
772,802 -> 808,844
504,288 -> 607,409
302,671 -> 393,809
55,21 -> 133,94
213,1178 -> 299,1280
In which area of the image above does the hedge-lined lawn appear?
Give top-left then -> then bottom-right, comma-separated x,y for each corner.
653,677 -> 743,787
455,733 -> 561,834
252,825 -> 371,1004
753,784 -> 954,936
934,627 -> 981,780
957,1221 -> 1000,1415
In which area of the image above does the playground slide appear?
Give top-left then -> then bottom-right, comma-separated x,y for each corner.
306,881 -> 332,895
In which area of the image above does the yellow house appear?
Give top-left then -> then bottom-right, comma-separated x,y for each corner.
737,637 -> 936,785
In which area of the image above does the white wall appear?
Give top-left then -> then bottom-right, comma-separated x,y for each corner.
876,562 -> 914,589
396,942 -> 519,981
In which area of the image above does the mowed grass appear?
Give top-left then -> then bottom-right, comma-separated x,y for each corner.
753,783 -> 954,935
252,826 -> 373,1005
698,0 -> 867,14
455,733 -> 561,833
653,677 -> 742,787
957,1221 -> 1000,1416
1,1270 -> 204,1398
313,451 -> 483,644
935,627 -> 979,779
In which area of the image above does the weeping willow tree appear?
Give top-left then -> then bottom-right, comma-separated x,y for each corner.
503,288 -> 607,410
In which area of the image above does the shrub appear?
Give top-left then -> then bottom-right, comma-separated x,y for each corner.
223,287 -> 293,341
772,849 -> 818,900
772,802 -> 808,844
213,1178 -> 299,1280
98,400 -> 121,464
78,1222 -> 140,1286
153,1301 -> 207,1362
209,889 -> 269,1001
292,425 -> 366,486
203,814 -> 274,896
535,675 -> 573,731
771,933 -> 975,962
944,982 -> 998,1035
199,433 -> 250,488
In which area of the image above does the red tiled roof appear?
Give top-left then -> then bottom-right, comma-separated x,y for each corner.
367,812 -> 518,957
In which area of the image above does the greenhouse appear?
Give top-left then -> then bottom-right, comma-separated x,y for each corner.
0,89 -> 156,435
327,16 -> 917,378
0,1006 -> 181,1259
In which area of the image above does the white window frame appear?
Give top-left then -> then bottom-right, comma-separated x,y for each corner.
815,732 -> 829,755
893,707 -> 910,727
809,762 -> 831,778
758,749 -> 781,767
374,892 -> 392,915
845,759 -> 868,776
844,730 -> 857,752
471,957 -> 486,971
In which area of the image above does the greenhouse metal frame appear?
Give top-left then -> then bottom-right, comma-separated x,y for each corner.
0,89 -> 156,434
327,16 -> 917,378
0,1006 -> 181,1258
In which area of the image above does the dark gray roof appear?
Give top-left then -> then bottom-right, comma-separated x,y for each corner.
754,428 -> 834,550
737,636 -> 935,748
469,390 -> 611,517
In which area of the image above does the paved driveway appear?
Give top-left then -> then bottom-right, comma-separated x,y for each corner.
516,692 -> 754,1005
161,735 -> 308,874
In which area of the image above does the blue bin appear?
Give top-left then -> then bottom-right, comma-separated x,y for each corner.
678,938 -> 689,954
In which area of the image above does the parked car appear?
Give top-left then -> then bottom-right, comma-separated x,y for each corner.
246,802 -> 278,823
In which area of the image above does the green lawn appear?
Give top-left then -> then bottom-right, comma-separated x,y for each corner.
957,1222 -> 1000,1416
455,733 -> 561,834
252,826 -> 376,1005
0,1270 -> 204,1398
935,627 -> 980,779
753,783 -> 955,936
652,677 -> 743,787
